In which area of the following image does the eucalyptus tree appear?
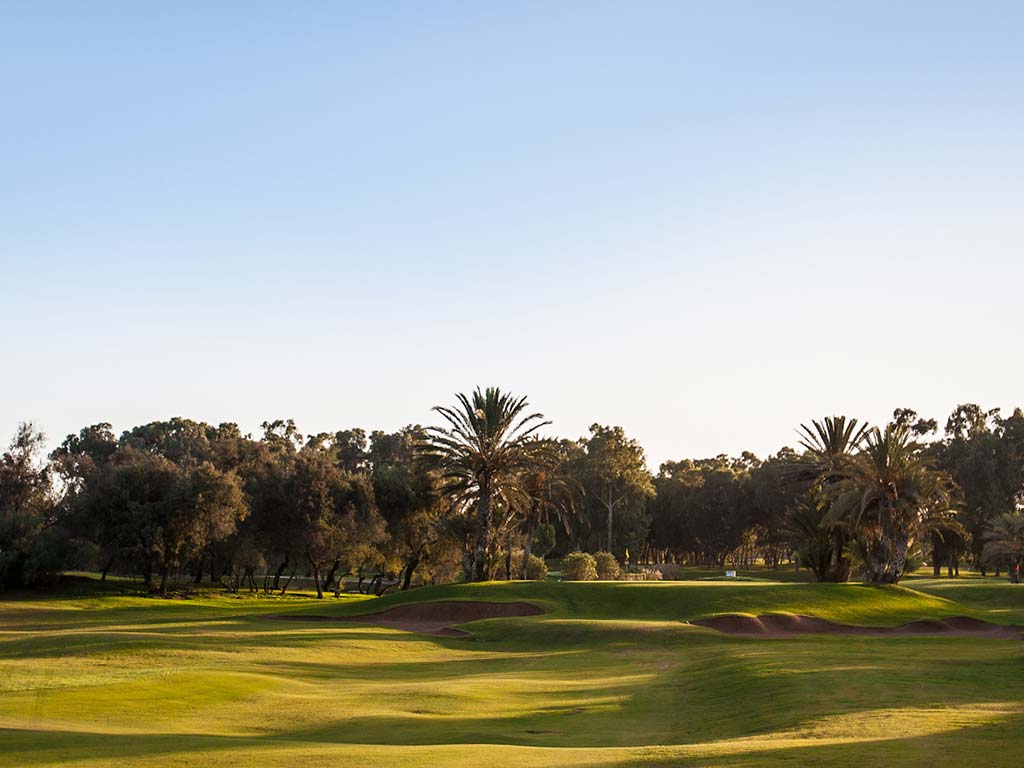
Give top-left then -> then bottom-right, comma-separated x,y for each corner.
287,444 -> 385,598
369,426 -> 455,590
574,424 -> 654,556
0,423 -> 61,589
649,456 -> 750,566
423,387 -> 553,581
50,423 -> 120,579
158,460 -> 248,595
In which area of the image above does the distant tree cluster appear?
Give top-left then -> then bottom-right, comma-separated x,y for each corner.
651,406 -> 1024,583
3,418 -> 452,596
4,391 -> 1024,593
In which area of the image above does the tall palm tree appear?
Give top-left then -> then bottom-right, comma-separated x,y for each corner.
786,416 -> 870,581
831,425 -> 957,584
423,387 -> 553,581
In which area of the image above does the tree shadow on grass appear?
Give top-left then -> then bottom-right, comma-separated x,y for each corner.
5,709 -> 1023,768
600,708 -> 1024,768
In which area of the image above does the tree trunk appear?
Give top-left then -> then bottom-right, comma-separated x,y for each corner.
472,478 -> 493,582
882,534 -> 909,584
159,566 -> 169,596
272,557 -> 288,590
323,559 -> 340,593
401,557 -> 419,590
605,495 -> 614,552
521,517 -> 536,580
312,564 -> 324,599
279,567 -> 296,595
100,554 -> 114,582
368,573 -> 383,595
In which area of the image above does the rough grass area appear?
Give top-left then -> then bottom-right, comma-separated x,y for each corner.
2,577 -> 1023,767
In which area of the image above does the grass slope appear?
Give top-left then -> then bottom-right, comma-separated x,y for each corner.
2,578 -> 1023,767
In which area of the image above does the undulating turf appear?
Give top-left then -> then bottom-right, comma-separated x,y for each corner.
2,576 -> 1023,767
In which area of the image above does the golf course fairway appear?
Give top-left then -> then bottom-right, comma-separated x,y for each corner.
2,577 -> 1023,767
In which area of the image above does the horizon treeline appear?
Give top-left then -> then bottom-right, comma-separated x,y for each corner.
2,392 -> 1024,594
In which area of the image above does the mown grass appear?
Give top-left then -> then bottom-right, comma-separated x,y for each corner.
1,576 -> 1023,767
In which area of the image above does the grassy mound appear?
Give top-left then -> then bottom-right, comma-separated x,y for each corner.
286,578 -> 975,628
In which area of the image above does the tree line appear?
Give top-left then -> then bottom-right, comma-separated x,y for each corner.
2,389 -> 1023,593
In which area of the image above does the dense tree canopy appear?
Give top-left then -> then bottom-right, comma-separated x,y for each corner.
5,394 -> 1024,592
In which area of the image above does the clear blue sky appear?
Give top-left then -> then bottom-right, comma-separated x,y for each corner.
3,2 -> 1023,468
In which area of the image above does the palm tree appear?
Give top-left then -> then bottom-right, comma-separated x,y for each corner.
423,387 -> 553,581
982,511 -> 1024,583
786,416 -> 870,581
784,493 -> 836,582
831,425 -> 957,584
515,452 -> 580,579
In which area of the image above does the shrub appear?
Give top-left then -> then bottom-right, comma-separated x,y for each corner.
520,553 -> 548,580
623,567 -> 663,581
650,563 -> 681,580
593,551 -> 621,580
561,551 -> 597,581
493,552 -> 549,581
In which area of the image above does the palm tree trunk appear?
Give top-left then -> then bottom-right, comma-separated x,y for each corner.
472,478 -> 493,581
521,517 -> 535,580
605,496 -> 614,552
891,537 -> 908,584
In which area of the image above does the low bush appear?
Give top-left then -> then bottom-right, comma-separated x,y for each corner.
593,551 -> 621,580
561,551 -> 598,581
622,567 -> 663,581
492,552 -> 549,581
650,562 -> 681,580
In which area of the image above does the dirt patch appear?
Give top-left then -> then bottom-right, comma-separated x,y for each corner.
274,600 -> 544,637
692,613 -> 1024,639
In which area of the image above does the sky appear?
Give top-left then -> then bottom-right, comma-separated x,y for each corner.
2,1 -> 1024,469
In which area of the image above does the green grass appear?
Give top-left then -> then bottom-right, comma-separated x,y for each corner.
2,577 -> 1023,767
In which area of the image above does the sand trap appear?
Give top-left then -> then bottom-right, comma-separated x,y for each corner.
692,613 -> 1024,639
275,600 -> 544,637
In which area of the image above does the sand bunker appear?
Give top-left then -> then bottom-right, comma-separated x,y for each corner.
276,600 -> 544,637
692,613 -> 1024,639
